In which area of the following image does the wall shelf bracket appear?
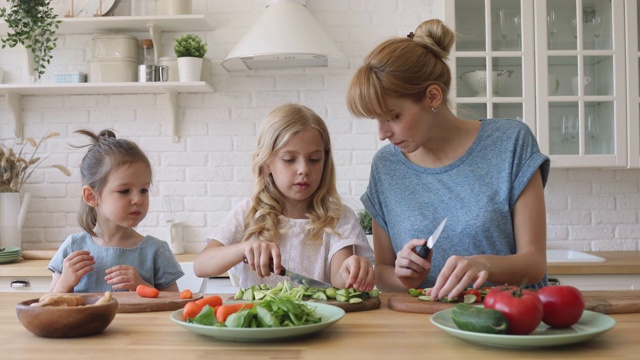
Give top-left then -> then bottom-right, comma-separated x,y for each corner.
166,89 -> 180,142
5,91 -> 23,144
147,23 -> 162,64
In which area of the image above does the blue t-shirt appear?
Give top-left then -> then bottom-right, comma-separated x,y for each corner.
361,119 -> 550,289
48,232 -> 184,292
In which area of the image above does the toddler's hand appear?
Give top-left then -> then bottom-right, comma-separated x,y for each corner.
59,250 -> 95,290
105,265 -> 148,291
339,255 -> 376,292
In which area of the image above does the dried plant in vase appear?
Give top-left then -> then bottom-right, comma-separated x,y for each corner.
1,132 -> 71,193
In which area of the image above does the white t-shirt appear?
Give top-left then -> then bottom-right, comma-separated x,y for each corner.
209,198 -> 375,288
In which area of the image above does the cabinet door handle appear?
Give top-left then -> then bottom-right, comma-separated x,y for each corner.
10,279 -> 31,288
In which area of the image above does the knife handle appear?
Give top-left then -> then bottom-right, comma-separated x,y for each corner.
416,245 -> 430,259
242,255 -> 286,276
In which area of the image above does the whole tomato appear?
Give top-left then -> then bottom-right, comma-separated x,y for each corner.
491,287 -> 543,335
483,285 -> 513,309
537,285 -> 585,328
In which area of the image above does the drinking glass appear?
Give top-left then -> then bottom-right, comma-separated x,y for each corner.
591,16 -> 604,49
561,114 -> 578,143
499,9 -> 509,50
547,10 -> 558,49
514,15 -> 521,48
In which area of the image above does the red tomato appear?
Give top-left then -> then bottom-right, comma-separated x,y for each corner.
462,289 -> 482,303
491,287 -> 543,335
483,285 -> 513,309
537,285 -> 585,328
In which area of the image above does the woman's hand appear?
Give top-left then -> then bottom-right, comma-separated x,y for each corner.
56,250 -> 95,292
105,265 -> 149,291
242,240 -> 282,278
427,255 -> 489,301
394,238 -> 431,289
338,255 -> 376,291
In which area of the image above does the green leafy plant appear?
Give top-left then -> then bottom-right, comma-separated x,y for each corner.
1,132 -> 71,193
358,209 -> 372,235
0,0 -> 61,80
174,34 -> 208,58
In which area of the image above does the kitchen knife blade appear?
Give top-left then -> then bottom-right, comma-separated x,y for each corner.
242,256 -> 332,288
416,218 -> 447,259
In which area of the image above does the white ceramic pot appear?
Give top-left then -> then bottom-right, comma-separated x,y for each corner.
177,57 -> 203,82
0,192 -> 31,249
166,220 -> 184,255
159,57 -> 179,81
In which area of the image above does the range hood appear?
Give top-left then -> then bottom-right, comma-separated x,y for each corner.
221,0 -> 347,71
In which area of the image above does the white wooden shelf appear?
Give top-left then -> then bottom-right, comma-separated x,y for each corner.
0,82 -> 214,143
0,14 -> 213,35
1,15 -> 215,143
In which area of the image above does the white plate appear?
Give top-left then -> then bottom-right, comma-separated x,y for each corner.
170,301 -> 345,342
55,0 -> 118,17
430,308 -> 615,348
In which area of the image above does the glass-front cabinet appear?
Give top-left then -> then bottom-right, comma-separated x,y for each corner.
627,0 -> 640,168
445,0 -> 537,132
445,0 -> 630,168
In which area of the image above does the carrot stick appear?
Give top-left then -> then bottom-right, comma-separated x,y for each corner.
136,284 -> 160,298
215,303 -> 254,323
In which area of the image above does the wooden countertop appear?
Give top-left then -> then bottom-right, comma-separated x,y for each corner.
548,251 -> 640,275
2,291 -> 639,359
3,251 -> 639,277
0,253 -> 199,277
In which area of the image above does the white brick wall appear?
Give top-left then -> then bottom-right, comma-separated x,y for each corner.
1,0 -> 639,253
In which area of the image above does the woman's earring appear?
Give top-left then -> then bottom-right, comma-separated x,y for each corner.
432,107 -> 438,112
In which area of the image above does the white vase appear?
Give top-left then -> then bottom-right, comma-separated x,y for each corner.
0,192 -> 31,249
177,57 -> 203,82
166,220 -> 184,255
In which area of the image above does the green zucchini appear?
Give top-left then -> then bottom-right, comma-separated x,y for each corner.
451,303 -> 509,334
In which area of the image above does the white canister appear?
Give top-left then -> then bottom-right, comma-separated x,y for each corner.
156,0 -> 191,15
92,34 -> 139,59
88,58 -> 139,82
158,56 -> 179,81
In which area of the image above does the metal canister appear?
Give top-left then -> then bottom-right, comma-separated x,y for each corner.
156,65 -> 169,81
138,64 -> 156,82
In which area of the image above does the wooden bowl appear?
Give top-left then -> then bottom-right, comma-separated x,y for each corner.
16,294 -> 118,338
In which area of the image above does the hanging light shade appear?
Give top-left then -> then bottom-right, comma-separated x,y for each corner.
221,0 -> 347,71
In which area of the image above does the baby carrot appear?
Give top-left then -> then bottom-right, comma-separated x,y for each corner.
180,289 -> 193,299
136,284 -> 160,298
183,301 -> 203,320
215,303 -> 254,323
195,294 -> 222,308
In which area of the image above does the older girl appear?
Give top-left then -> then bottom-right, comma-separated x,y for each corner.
195,104 -> 375,291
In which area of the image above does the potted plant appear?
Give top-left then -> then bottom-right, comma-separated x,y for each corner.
173,33 -> 207,82
0,132 -> 70,249
0,0 -> 61,81
358,209 -> 372,235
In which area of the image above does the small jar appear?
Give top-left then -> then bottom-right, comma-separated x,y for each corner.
141,39 -> 154,65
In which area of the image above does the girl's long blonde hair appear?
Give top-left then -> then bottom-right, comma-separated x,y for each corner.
347,18 -> 456,120
243,104 -> 342,243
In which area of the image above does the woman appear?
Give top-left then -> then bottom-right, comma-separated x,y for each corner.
346,19 -> 549,301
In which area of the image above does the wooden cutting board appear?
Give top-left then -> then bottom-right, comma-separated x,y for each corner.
76,292 -> 203,313
226,295 -> 381,313
388,290 -> 640,315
